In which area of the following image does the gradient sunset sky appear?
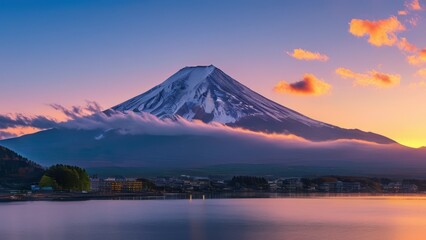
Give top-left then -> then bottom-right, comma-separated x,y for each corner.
1,0 -> 426,147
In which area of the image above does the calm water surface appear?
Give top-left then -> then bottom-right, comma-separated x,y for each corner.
1,196 -> 426,240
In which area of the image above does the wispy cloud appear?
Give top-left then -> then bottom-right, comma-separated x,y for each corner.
287,48 -> 329,61
49,100 -> 103,120
349,16 -> 405,47
407,0 -> 422,10
336,67 -> 401,87
0,131 -> 17,139
0,101 -> 104,140
0,114 -> 58,130
415,68 -> 426,77
407,48 -> 426,65
398,10 -> 409,15
274,74 -> 331,96
397,37 -> 418,53
407,16 -> 420,26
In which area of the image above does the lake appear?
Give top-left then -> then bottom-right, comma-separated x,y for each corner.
1,196 -> 426,240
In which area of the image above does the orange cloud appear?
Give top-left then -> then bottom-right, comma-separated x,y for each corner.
336,67 -> 401,87
287,48 -> 329,61
407,0 -> 422,10
398,10 -> 408,15
415,68 -> 426,77
409,80 -> 426,88
407,48 -> 426,65
349,16 -> 406,46
274,74 -> 331,96
397,37 -> 418,52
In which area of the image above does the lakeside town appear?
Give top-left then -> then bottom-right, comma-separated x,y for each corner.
87,175 -> 422,194
2,174 -> 424,202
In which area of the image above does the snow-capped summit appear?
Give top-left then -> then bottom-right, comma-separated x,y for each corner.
111,65 -> 395,144
112,65 -> 326,125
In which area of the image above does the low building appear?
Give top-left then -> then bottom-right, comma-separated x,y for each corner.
383,182 -> 402,193
30,185 -> 53,192
282,178 -> 304,192
91,178 -> 143,193
342,182 -> 361,192
268,180 -> 279,191
319,181 -> 360,193
90,178 -> 100,192
402,184 -> 418,193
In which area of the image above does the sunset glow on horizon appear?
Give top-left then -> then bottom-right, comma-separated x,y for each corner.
1,0 -> 426,147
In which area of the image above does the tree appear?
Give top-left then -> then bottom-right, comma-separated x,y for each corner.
39,175 -> 58,189
40,164 -> 90,191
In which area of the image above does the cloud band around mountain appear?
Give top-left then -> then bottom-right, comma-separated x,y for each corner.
0,101 -> 103,139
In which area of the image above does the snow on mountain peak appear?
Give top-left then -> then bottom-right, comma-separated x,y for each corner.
110,65 -> 395,144
112,65 -> 327,125
163,65 -> 216,87
113,65 -> 324,125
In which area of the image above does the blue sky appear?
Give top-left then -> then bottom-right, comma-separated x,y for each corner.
1,0 -> 426,147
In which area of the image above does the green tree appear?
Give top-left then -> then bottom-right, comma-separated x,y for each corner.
41,164 -> 90,191
39,175 -> 58,189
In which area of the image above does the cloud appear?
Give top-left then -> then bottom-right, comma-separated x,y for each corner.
349,16 -> 406,47
66,111 -> 400,151
0,101 -> 104,139
49,100 -> 103,120
0,114 -> 58,130
407,48 -> 426,65
409,80 -> 426,89
0,131 -> 18,140
407,16 -> 420,26
55,110 -> 311,145
274,74 -> 331,96
336,67 -> 401,87
287,48 -> 329,61
398,10 -> 408,15
415,68 -> 426,77
407,0 -> 422,10
397,37 -> 418,52
0,101 -> 102,130
1,107 -> 381,149
349,3 -> 421,63
9,109 -> 417,173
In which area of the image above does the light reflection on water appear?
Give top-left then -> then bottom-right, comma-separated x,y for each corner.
1,196 -> 426,240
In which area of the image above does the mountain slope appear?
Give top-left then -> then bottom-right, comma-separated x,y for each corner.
110,65 -> 394,144
1,128 -> 425,177
0,146 -> 45,189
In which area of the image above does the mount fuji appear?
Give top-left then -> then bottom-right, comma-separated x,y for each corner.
109,65 -> 393,144
3,65 -> 425,177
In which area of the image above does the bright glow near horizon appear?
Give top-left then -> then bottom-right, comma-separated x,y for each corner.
1,0 -> 426,147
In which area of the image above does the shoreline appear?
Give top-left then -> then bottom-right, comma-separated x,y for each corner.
2,191 -> 426,203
